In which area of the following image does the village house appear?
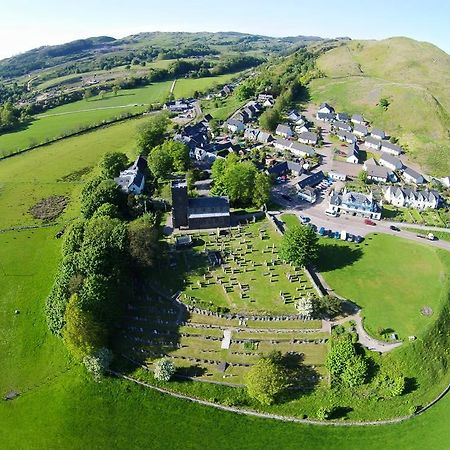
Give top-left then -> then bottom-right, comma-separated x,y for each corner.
329,171 -> 346,181
336,112 -> 350,121
333,121 -> 352,132
317,102 -> 335,114
290,142 -> 316,158
296,171 -> 325,189
365,164 -> 391,183
363,136 -> 381,150
328,189 -> 381,220
297,186 -> 317,204
403,167 -> 425,184
351,114 -> 365,125
380,140 -> 403,156
163,99 -> 191,112
379,154 -> 403,171
273,138 -> 292,151
114,156 -> 146,195
346,143 -> 359,164
298,131 -> 318,145
258,93 -> 274,102
353,123 -> 368,137
267,160 -> 303,177
275,124 -> 293,138
371,128 -> 386,140
287,110 -> 303,122
316,102 -> 335,121
295,124 -> 309,134
337,130 -> 357,144
226,118 -> 245,133
384,186 -> 440,209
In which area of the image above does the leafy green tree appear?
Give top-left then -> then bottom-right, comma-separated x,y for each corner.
295,296 -> 315,318
136,113 -> 170,156
81,179 -> 123,218
165,140 -> 190,172
317,295 -> 343,319
223,161 -> 258,206
63,294 -> 106,360
259,108 -> 281,132
154,358 -> 176,381
252,172 -> 271,207
112,85 -> 120,97
91,202 -> 120,219
378,97 -> 390,110
245,352 -> 290,405
279,225 -> 319,267
236,83 -> 256,100
83,347 -> 113,381
78,274 -> 111,322
148,144 -> 173,179
341,355 -> 368,387
358,170 -> 368,184
374,363 -> 406,398
62,219 -> 85,257
127,214 -> 160,268
99,152 -> 128,179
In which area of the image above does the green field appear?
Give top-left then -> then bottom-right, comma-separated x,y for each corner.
405,228 -> 450,242
309,37 -> 450,176
0,73 -> 239,157
318,234 -> 447,339
201,92 -> 247,121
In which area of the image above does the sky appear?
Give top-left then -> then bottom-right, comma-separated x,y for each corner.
0,0 -> 449,59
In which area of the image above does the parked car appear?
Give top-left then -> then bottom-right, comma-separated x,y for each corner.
354,235 -> 363,244
389,225 -> 400,231
333,231 -> 340,239
364,218 -> 376,226
300,215 -> 310,223
318,226 -> 325,236
325,209 -> 338,217
347,234 -> 354,242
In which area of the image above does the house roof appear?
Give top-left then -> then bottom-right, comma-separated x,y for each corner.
387,186 -> 439,202
319,102 -> 334,112
403,167 -> 423,181
351,114 -> 365,122
297,171 -> 325,189
380,154 -> 402,168
364,157 -> 378,167
353,124 -> 368,134
226,118 -> 244,127
371,128 -> 385,138
337,130 -> 357,143
347,143 -> 359,157
131,155 -> 147,171
364,136 -> 381,146
298,131 -> 318,142
276,124 -> 292,135
381,140 -> 402,153
274,138 -> 292,148
334,120 -> 352,131
336,112 -> 349,121
268,160 -> 303,175
290,142 -> 315,156
188,196 -> 230,217
366,165 -> 390,179
316,112 -> 335,120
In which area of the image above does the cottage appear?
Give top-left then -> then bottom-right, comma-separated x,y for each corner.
318,102 -> 335,114
351,114 -> 365,125
329,171 -> 346,181
336,130 -> 357,144
267,160 -> 303,177
329,189 -> 381,219
295,124 -> 309,134
273,138 -> 292,151
298,131 -> 318,145
363,158 -> 378,170
114,156 -> 146,195
275,124 -> 293,138
316,112 -> 335,122
371,128 -> 386,140
440,176 -> 450,188
257,131 -> 274,144
336,112 -> 349,121
290,142 -> 316,158
379,154 -> 403,171
287,110 -> 303,122
258,93 -> 274,102
244,127 -> 260,141
346,143 -> 359,164
384,186 -> 439,209
353,124 -> 368,137
365,165 -> 390,183
381,140 -> 403,156
226,119 -> 245,133
233,111 -> 249,123
363,136 -> 381,150
333,121 -> 352,132
403,167 -> 424,184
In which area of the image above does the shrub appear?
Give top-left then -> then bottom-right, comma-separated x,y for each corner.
83,347 -> 113,381
154,358 -> 176,381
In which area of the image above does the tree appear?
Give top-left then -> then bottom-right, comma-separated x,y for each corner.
223,161 -> 258,206
92,202 -> 120,219
83,347 -> 113,381
374,363 -> 406,398
245,352 -> 290,405
279,225 -> 319,267
358,170 -> 368,184
295,296 -> 315,318
165,140 -> 190,172
147,144 -> 173,179
136,113 -> 170,156
259,108 -> 281,132
236,82 -> 256,101
341,355 -> 367,387
253,172 -> 271,207
378,97 -> 390,110
99,90 -> 106,100
80,178 -> 123,218
154,358 -> 176,381
63,294 -> 106,360
62,219 -> 85,257
99,152 -> 128,179
127,214 -> 160,268
112,85 -> 120,97
317,295 -> 343,319
83,88 -> 93,101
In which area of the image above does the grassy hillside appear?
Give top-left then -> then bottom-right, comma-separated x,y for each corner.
309,37 -> 450,176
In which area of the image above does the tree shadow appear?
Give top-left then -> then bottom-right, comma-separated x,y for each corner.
316,244 -> 363,272
329,406 -> 353,420
404,377 -> 419,395
176,365 -> 208,379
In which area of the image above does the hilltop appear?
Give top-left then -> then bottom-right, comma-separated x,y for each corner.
309,37 -> 450,175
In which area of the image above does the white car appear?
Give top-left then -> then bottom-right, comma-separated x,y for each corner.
325,209 -> 338,217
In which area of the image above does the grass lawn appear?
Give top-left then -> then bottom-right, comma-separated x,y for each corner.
317,234 -> 447,339
280,213 -> 301,230
201,92 -> 247,121
173,73 -> 239,98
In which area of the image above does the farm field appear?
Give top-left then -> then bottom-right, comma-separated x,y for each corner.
201,92 -> 247,121
172,73 -> 239,98
318,234 -> 447,339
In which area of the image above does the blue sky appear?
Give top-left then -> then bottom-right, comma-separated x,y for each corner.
1,0 -> 449,59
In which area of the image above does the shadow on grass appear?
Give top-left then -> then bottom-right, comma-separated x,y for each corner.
404,377 -> 419,395
329,406 -> 354,420
316,244 -> 363,272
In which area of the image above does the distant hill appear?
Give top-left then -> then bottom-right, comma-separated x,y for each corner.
0,32 -> 325,79
309,37 -> 450,176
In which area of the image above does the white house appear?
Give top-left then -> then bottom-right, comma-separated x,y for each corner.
381,140 -> 403,156
297,186 -> 317,203
346,143 -> 359,164
371,128 -> 386,140
275,124 -> 293,138
288,110 -> 303,122
384,186 -> 439,209
295,124 -> 309,134
114,156 -> 146,195
316,103 -> 335,121
379,154 -> 403,171
329,189 -> 381,220
336,112 -> 349,121
329,171 -> 346,181
403,167 -> 424,184
337,130 -> 357,144
365,165 -> 390,183
364,136 -> 381,150
440,176 -> 450,188
353,124 -> 368,137
318,102 -> 334,114
351,114 -> 365,125
298,131 -> 318,145
333,121 -> 352,132
273,138 -> 292,151
226,119 -> 245,133
290,142 -> 315,158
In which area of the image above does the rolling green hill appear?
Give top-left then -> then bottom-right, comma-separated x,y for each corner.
309,37 -> 450,175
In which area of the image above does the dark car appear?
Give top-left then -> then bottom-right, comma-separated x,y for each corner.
347,233 -> 354,242
389,225 -> 400,232
354,235 -> 363,244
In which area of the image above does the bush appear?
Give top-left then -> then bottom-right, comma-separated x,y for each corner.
83,347 -> 113,381
154,358 -> 176,381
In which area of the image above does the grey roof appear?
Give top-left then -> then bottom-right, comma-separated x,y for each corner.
387,186 -> 439,202
364,136 -> 381,147
403,167 -> 423,182
297,171 -> 325,189
381,140 -> 402,154
257,131 -> 273,144
290,142 -> 315,156
244,127 -> 259,140
336,112 -> 349,121
298,131 -> 318,143
316,112 -> 335,120
371,128 -> 385,139
274,138 -> 292,148
276,124 -> 292,135
353,124 -> 368,135
347,143 -> 359,157
334,120 -> 352,131
131,155 -> 147,171
337,130 -> 357,143
379,154 -> 403,169
364,157 -> 378,167
268,160 -> 303,176
351,114 -> 365,123
188,196 -> 230,216
366,165 -> 390,180
319,102 -> 335,112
